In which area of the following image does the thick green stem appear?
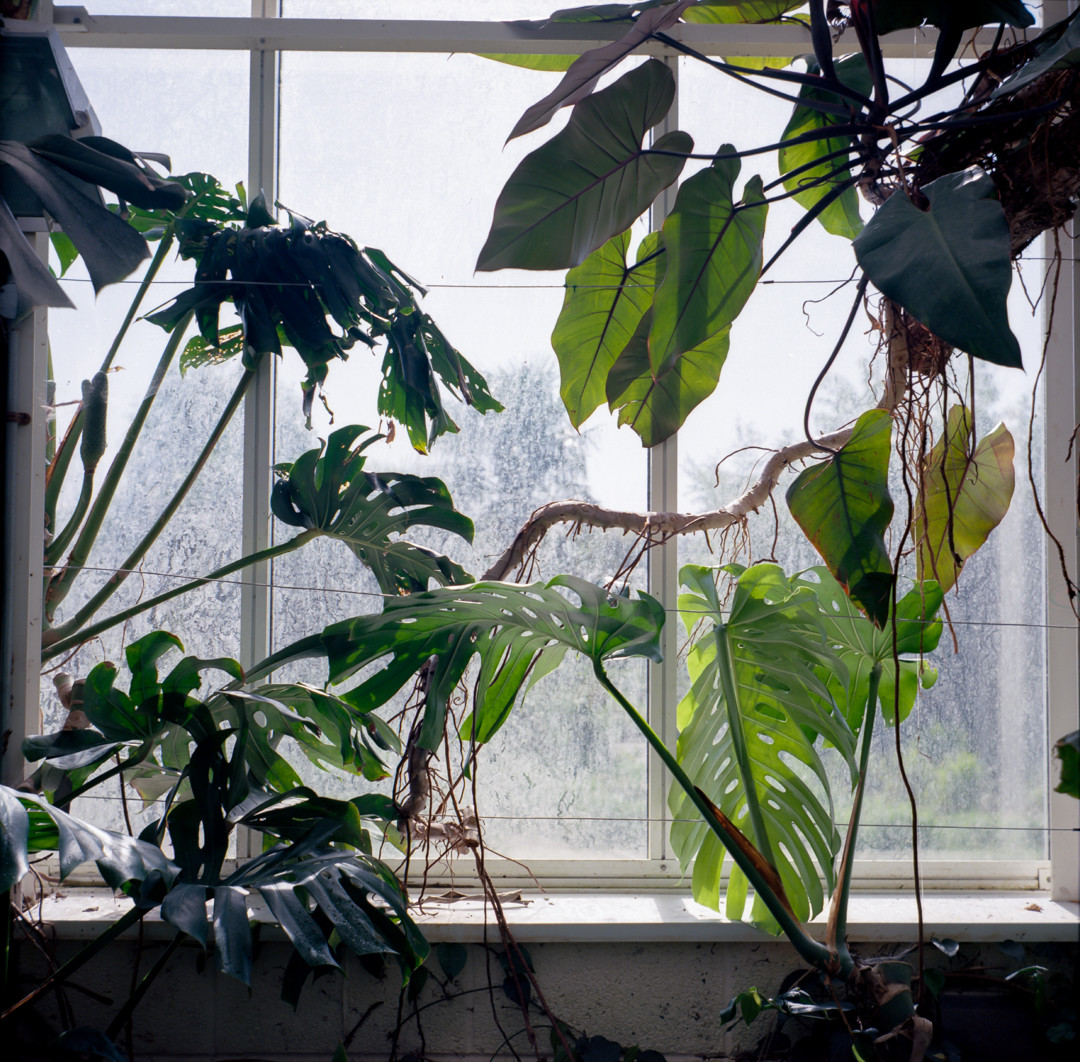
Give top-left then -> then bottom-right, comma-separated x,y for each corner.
42,530 -> 319,662
46,368 -> 253,641
44,310 -> 194,623
44,233 -> 175,521
104,930 -> 184,1041
592,660 -> 833,974
827,660 -> 882,979
44,471 -> 93,566
714,622 -> 777,869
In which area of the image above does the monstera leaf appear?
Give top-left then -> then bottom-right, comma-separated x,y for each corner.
0,784 -> 176,893
670,564 -> 857,931
259,577 -> 664,753
271,425 -> 474,594
792,568 -> 943,729
915,405 -> 1015,593
477,59 -> 692,271
147,202 -> 498,444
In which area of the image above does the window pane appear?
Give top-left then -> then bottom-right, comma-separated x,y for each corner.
674,56 -> 1048,863
273,50 -> 649,860
43,48 -> 249,832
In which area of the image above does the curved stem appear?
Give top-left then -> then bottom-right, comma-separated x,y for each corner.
45,310 -> 194,623
47,367 -> 253,640
104,930 -> 184,1041
42,529 -> 319,661
591,660 -> 833,974
45,471 -> 93,566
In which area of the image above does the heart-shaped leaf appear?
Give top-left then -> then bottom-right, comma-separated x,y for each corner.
915,404 -> 1015,592
477,59 -> 692,271
787,409 -> 896,627
854,169 -> 1021,368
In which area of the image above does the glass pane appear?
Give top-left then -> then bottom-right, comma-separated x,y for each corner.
273,49 -> 649,861
42,49 -> 249,832
673,55 -> 1048,863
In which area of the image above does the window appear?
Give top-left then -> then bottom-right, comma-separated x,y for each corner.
6,3 -> 1077,903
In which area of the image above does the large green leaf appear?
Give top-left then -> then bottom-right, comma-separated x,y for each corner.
477,59 -> 692,271
552,229 -> 663,428
0,785 -> 176,892
606,310 -> 731,446
266,578 -> 663,753
792,568 -> 943,728
271,425 -> 474,593
870,0 -> 1034,33
993,13 -> 1080,97
671,564 -> 856,930
786,409 -> 896,627
648,151 -> 767,371
915,405 -> 1015,593
778,55 -> 870,240
854,169 -> 1021,368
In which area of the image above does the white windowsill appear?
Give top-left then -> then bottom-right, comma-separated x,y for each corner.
33,888 -> 1079,945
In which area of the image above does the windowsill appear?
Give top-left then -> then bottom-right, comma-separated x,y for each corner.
33,888 -> 1079,945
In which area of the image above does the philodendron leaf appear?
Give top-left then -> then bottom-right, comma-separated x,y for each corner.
288,578 -> 663,753
684,2 -> 805,22
854,169 -> 1021,369
477,59 -> 692,271
993,14 -> 1080,98
671,564 -> 855,930
649,151 -> 767,372
787,409 -> 896,627
915,405 -> 1015,593
1055,730 -> 1080,799
870,0 -> 1034,34
506,1 -> 695,141
552,229 -> 664,428
271,424 -> 474,594
605,309 -> 731,447
778,55 -> 871,240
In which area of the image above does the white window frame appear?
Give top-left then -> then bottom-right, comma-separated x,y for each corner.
4,2 -> 1074,900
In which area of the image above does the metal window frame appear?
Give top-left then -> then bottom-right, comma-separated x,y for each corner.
11,4 -> 1069,895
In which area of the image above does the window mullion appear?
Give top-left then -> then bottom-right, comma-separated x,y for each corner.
647,52 -> 681,865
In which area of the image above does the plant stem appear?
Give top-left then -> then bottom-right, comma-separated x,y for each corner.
591,660 -> 833,974
0,903 -> 146,1021
44,471 -> 93,566
42,530 -> 319,662
713,623 -> 777,870
45,367 -> 254,644
44,310 -> 194,624
826,660 -> 881,980
104,930 -> 184,1041
44,232 -> 176,522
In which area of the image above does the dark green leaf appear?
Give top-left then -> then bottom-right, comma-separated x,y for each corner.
932,935 -> 960,957
854,169 -> 1021,368
915,405 -> 1015,593
1055,730 -> 1080,799
993,13 -> 1080,97
0,785 -> 30,891
161,883 -> 209,949
478,59 -> 691,271
0,195 -> 74,312
998,939 -> 1026,962
871,0 -> 1034,34
787,409 -> 895,627
212,884 -> 253,984
552,229 -> 663,428
649,151 -> 767,370
437,941 -> 469,981
0,140 -> 149,292
778,55 -> 871,240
